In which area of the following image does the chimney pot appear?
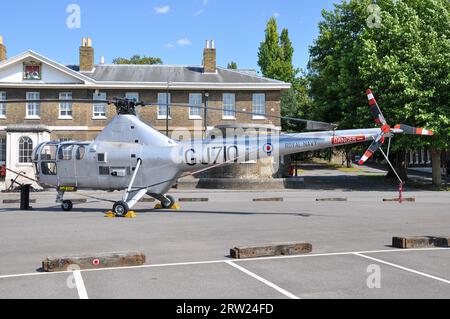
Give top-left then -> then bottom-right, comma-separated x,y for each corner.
100,56 -> 105,64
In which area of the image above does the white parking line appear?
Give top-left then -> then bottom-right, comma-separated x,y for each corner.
225,261 -> 300,299
354,253 -> 450,285
0,247 -> 448,280
73,270 -> 89,299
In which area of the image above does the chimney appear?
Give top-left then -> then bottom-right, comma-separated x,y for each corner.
79,37 -> 94,71
203,40 -> 216,73
100,56 -> 105,64
0,36 -> 6,61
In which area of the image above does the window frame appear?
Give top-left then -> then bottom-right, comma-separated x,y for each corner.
252,93 -> 266,120
222,93 -> 236,120
59,92 -> 73,120
189,93 -> 203,119
93,92 -> 107,119
26,92 -> 40,119
0,91 -> 6,118
125,92 -> 139,102
157,92 -> 171,120
0,137 -> 6,164
18,136 -> 33,164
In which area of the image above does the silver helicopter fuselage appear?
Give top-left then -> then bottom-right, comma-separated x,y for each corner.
33,114 -> 381,197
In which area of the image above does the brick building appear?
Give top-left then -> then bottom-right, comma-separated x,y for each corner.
0,37 -> 290,188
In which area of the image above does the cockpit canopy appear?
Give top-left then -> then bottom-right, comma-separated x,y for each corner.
33,141 -> 90,176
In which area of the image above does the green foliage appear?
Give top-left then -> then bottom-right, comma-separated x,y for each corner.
227,61 -> 238,69
112,55 -> 163,65
309,0 -> 450,152
258,17 -> 311,132
258,17 -> 298,83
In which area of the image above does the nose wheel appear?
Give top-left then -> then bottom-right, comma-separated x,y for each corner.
61,200 -> 73,212
113,201 -> 129,217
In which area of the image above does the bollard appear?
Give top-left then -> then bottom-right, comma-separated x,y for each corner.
20,184 -> 32,210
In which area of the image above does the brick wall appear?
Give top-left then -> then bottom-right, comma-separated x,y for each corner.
0,88 -> 282,140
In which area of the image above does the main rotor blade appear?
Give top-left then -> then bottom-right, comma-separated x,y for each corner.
358,134 -> 385,165
156,102 -> 337,131
366,89 -> 387,126
0,98 -> 337,131
394,124 -> 433,136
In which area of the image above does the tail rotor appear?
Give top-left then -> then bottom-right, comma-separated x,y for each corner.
358,89 -> 434,166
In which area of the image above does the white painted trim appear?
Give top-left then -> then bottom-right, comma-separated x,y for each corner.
188,115 -> 202,120
222,116 -> 236,120
252,115 -> 267,120
157,116 -> 172,120
48,126 -> 90,131
0,50 -> 94,84
25,116 -> 41,120
57,116 -> 73,120
92,116 -> 107,120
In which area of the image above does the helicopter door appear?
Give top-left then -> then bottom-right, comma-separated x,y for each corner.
74,144 -> 89,187
57,144 -> 77,187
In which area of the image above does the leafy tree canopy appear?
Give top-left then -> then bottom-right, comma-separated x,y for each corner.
227,61 -> 238,69
309,0 -> 450,151
112,55 -> 163,65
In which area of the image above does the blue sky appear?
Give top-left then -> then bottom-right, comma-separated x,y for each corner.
0,0 -> 336,73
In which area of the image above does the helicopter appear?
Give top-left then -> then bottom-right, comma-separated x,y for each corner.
3,89 -> 433,216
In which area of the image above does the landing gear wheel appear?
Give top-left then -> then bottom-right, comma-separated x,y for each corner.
113,201 -> 129,217
61,200 -> 73,212
161,195 -> 175,209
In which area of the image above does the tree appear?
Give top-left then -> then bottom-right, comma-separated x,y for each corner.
258,17 -> 311,135
112,55 -> 163,65
227,61 -> 238,69
309,0 -> 450,184
258,18 -> 298,83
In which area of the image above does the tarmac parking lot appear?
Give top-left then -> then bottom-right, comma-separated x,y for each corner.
0,189 -> 449,299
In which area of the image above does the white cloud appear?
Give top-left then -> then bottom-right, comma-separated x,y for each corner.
194,0 -> 209,16
154,6 -> 170,14
176,37 -> 192,46
165,43 -> 175,49
194,8 -> 204,16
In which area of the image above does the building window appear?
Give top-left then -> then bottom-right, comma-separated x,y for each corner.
0,92 -> 6,118
125,92 -> 139,102
59,92 -> 73,119
252,93 -> 266,119
158,93 -> 171,119
93,92 -> 107,119
189,93 -> 202,119
26,92 -> 40,119
19,136 -> 33,163
223,93 -> 236,119
0,138 -> 6,164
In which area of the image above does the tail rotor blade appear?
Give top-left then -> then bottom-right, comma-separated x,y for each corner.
366,89 -> 387,126
358,135 -> 385,165
394,124 -> 433,136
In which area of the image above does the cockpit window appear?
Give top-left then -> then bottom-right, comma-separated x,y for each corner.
58,145 -> 74,160
76,146 -> 86,160
40,144 -> 57,161
41,162 -> 57,175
